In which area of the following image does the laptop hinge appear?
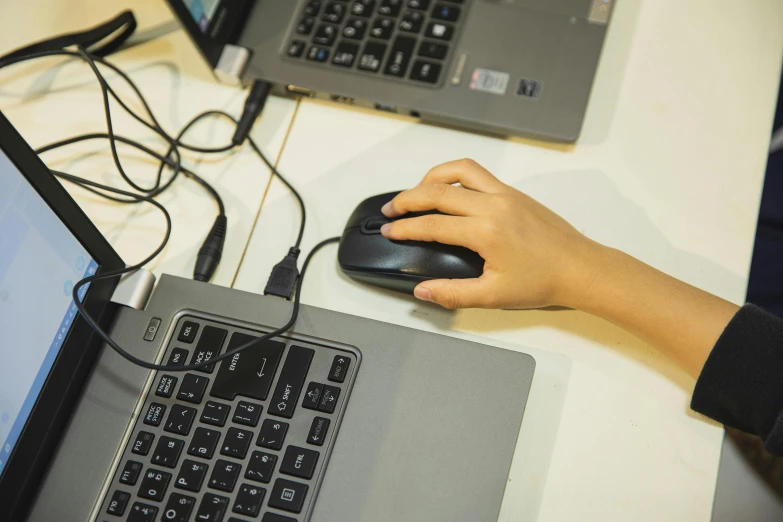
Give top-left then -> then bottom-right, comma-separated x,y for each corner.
110,269 -> 156,310
214,44 -> 250,85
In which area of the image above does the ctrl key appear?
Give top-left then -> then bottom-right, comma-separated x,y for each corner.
126,502 -> 158,522
105,490 -> 130,516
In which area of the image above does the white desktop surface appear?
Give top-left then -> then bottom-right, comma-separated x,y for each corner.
233,0 -> 783,520
0,30 -> 298,287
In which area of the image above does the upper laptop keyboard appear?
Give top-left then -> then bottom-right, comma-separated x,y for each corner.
285,0 -> 468,86
100,316 -> 358,522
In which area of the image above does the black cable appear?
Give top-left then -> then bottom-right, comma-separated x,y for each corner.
70,235 -> 340,371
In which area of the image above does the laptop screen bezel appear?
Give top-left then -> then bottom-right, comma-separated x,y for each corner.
0,111 -> 125,521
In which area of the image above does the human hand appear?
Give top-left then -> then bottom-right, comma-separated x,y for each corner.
380,159 -> 605,310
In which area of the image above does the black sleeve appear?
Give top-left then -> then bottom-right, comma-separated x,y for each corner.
691,304 -> 783,455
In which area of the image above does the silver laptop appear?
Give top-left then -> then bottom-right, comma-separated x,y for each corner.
167,0 -> 615,141
0,110 -> 535,522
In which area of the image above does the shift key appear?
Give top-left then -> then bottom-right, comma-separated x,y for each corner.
269,346 -> 314,419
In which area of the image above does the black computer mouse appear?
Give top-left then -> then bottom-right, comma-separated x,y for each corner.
338,192 -> 485,293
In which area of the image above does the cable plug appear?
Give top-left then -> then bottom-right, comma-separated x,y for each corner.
194,215 -> 227,282
264,247 -> 301,299
232,80 -> 271,146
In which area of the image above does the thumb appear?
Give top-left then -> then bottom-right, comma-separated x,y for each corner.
414,278 -> 491,309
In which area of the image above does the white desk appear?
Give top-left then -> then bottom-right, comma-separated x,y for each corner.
0,30 -> 298,287
233,0 -> 783,520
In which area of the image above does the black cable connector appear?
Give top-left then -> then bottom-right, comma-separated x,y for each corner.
264,247 -> 301,299
194,215 -> 227,282
232,80 -> 272,146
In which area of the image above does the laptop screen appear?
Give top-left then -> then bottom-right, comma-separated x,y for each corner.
0,149 -> 97,477
183,0 -> 221,32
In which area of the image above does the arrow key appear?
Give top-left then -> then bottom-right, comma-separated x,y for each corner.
302,382 -> 323,410
233,401 -> 262,427
328,355 -> 350,383
318,385 -> 341,414
307,416 -> 330,446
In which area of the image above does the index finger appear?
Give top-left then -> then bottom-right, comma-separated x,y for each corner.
420,159 -> 508,193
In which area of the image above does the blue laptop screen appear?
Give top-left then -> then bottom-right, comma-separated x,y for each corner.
0,149 -> 97,477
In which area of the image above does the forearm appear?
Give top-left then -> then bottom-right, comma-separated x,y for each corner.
568,245 -> 740,379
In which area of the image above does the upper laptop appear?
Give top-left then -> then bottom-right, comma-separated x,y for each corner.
168,0 -> 615,141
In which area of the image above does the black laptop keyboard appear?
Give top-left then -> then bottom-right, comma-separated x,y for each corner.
285,0 -> 468,86
101,317 -> 358,522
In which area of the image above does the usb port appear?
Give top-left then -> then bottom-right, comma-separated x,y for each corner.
374,103 -> 397,113
287,85 -> 313,97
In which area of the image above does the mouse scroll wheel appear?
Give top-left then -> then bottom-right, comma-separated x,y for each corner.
364,217 -> 391,231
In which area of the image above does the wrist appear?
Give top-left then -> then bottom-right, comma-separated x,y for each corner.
555,240 -> 617,312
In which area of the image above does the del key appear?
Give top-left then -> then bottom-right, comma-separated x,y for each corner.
269,346 -> 314,419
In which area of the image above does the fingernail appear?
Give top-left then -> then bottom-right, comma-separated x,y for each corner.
414,286 -> 432,302
380,223 -> 392,236
381,202 -> 393,216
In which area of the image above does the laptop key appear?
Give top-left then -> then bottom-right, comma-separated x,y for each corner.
165,404 -> 198,435
351,0 -> 375,17
333,41 -> 360,67
370,18 -> 394,39
245,451 -> 278,484
188,427 -> 221,459
399,10 -> 424,33
126,502 -> 158,522
106,490 -> 130,516
175,459 -> 209,492
343,18 -> 367,39
280,446 -> 320,480
143,402 -> 166,427
384,35 -> 416,77
358,41 -> 387,72
262,513 -> 297,522
195,493 -> 230,522
221,427 -> 253,459
425,21 -> 453,41
431,2 -> 460,22
201,401 -> 231,427
307,45 -> 331,62
417,40 -> 447,60
155,375 -> 178,398
269,478 -> 309,514
119,460 -> 143,485
151,436 -> 184,468
232,483 -> 266,517
131,431 -> 155,456
410,60 -> 442,83
269,346 -> 314,418
233,401 -> 262,427
211,334 -> 285,401
302,382 -> 324,410
378,0 -> 403,16
189,326 -> 227,373
287,40 -> 306,58
177,373 -> 209,404
328,354 -> 350,382
209,459 -> 242,492
322,1 -> 346,23
304,0 -> 322,16
307,417 -> 331,446
318,385 -> 341,413
408,0 -> 430,9
138,468 -> 171,501
167,348 -> 189,367
257,419 -> 289,451
177,321 -> 199,343
313,24 -> 338,46
162,493 -> 195,522
296,16 -> 316,35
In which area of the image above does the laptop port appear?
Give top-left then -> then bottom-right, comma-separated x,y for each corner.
287,85 -> 313,97
374,103 -> 397,113
331,95 -> 356,105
